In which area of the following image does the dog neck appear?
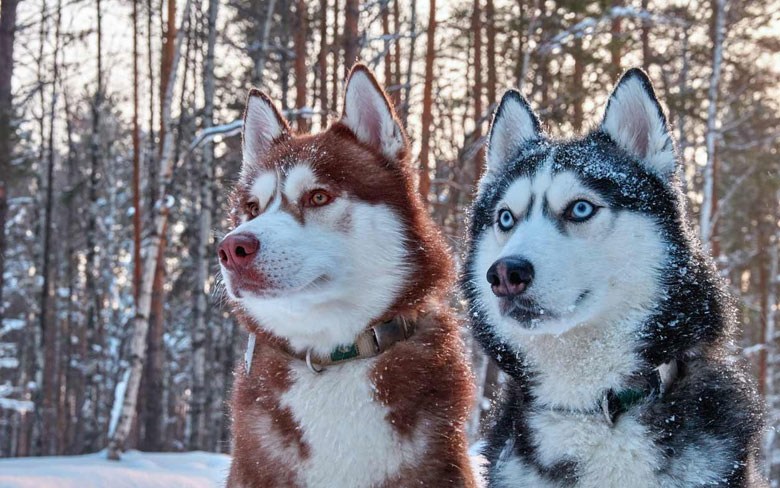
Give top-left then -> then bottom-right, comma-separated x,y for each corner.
244,311 -> 419,375
518,315 -> 646,411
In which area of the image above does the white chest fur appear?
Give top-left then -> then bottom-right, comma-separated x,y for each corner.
495,410 -> 729,488
277,358 -> 426,488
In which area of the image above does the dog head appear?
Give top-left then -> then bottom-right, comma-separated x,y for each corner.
219,65 -> 451,355
465,69 -> 722,367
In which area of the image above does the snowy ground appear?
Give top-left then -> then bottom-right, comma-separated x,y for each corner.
0,450 -> 230,488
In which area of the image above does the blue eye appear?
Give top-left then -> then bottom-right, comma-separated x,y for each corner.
497,209 -> 516,231
565,200 -> 597,222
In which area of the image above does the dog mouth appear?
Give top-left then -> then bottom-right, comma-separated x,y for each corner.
227,273 -> 332,300
497,290 -> 591,327
497,297 -> 548,326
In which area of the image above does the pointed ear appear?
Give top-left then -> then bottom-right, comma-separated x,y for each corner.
341,64 -> 406,161
486,90 -> 542,175
242,89 -> 290,167
601,69 -> 676,177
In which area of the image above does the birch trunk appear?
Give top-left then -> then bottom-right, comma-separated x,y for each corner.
107,0 -> 193,460
189,0 -> 219,451
699,0 -> 725,251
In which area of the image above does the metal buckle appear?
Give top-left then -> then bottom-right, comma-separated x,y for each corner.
244,333 -> 256,375
305,349 -> 324,374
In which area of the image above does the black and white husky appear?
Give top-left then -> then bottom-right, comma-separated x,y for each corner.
463,69 -> 766,487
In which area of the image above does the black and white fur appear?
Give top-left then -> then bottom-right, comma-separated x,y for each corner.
463,69 -> 766,487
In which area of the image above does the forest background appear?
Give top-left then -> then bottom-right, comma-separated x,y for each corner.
1,0 -> 780,480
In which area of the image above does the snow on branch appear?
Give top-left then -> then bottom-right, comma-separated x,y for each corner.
0,397 -> 34,413
538,7 -> 689,55
186,119 -> 243,151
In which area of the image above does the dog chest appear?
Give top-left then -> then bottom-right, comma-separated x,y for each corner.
278,358 -> 426,488
494,409 -> 730,488
528,409 -> 661,487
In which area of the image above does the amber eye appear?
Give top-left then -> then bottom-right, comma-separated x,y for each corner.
307,190 -> 333,207
246,201 -> 260,218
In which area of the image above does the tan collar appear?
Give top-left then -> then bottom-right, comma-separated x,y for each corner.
245,314 -> 418,374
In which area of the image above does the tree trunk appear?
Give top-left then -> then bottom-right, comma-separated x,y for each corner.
39,0 -> 64,455
107,0 -> 194,460
189,0 -> 219,451
318,0 -> 329,128
759,224 -> 770,396
572,34 -> 584,132
0,0 -> 20,331
331,0 -> 341,113
133,0 -> 142,305
147,0 -> 156,158
641,0 -> 650,71
700,0 -> 725,254
343,0 -> 359,73
139,232 -> 166,451
280,5 -> 293,111
677,28 -> 689,190
517,0 -> 538,93
471,0 -> 483,184
401,0 -> 417,127
762,209 -> 779,479
294,0 -> 309,132
609,0 -> 622,79
81,0 -> 104,453
255,0 -> 277,88
381,1 -> 392,90
418,0 -> 436,201
485,0 -> 496,105
392,0 -> 402,108
139,0 -> 178,451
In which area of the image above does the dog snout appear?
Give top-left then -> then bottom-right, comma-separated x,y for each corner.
218,233 -> 260,271
487,257 -> 534,297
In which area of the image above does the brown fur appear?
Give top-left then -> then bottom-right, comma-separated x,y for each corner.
225,64 -> 475,487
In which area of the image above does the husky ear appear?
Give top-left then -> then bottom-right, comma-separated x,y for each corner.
486,90 -> 542,175
242,89 -> 290,167
341,64 -> 406,161
601,69 -> 676,177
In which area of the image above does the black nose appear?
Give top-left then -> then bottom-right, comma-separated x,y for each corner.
487,257 -> 534,297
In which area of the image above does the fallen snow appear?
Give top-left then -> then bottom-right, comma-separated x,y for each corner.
0,450 -> 230,488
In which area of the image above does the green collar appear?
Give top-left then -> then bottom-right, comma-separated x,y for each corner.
244,315 -> 417,375
600,360 -> 680,426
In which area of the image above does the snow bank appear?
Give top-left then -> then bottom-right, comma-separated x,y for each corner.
0,450 -> 230,488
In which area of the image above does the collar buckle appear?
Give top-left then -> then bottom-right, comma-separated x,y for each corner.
306,349 -> 324,374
